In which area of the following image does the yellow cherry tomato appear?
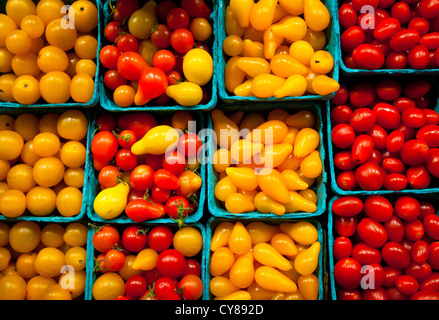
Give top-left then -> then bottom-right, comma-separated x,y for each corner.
64,246 -> 87,271
223,35 -> 244,57
26,275 -> 57,300
310,50 -> 334,74
39,113 -> 60,135
8,221 -> 41,253
93,182 -> 130,219
20,140 -> 40,166
251,74 -> 285,98
33,132 -> 61,157
285,110 -> 316,129
26,186 -> 57,216
210,276 -> 240,298
40,223 -> 65,248
14,113 -> 39,141
45,18 -> 77,51
16,252 -> 37,278
59,268 -> 86,299
303,28 -> 326,51
271,232 -> 298,256
254,191 -> 286,215
56,186 -> 83,217
33,157 -> 65,187
0,73 -> 17,102
59,141 -> 86,168
75,59 -> 96,78
131,125 -> 179,155
0,129 -> 23,160
70,73 -> 95,103
6,0 -> 36,25
189,17 -> 212,41
0,274 -> 27,300
37,46 -> 69,73
20,15 -> 44,39
132,248 -> 158,271
236,57 -> 271,78
11,52 -> 40,77
0,222 -> 10,247
293,128 -> 320,158
42,284 -> 72,300
224,56 -> 246,94
70,0 -> 98,33
0,14 -> 18,47
113,84 -> 135,107
245,222 -> 279,245
230,0 -> 254,28
74,35 -> 98,60
6,30 -> 32,55
213,148 -> 232,173
57,109 -> 88,141
300,150 -> 323,179
299,189 -> 318,204
173,227 -> 203,257
12,75 -> 40,105
210,221 -> 234,251
257,168 -> 290,204
93,273 -> 126,300
183,48 -> 213,86
63,222 -> 87,247
312,74 -> 340,96
225,5 -> 245,37
271,16 -> 307,42
34,247 -> 65,278
249,0 -> 278,31
270,53 -> 307,78
290,40 -> 315,66
214,290 -> 252,300
0,189 -> 26,218
253,242 -> 291,271
7,163 -> 36,193
63,167 -> 84,188
304,0 -> 330,32
0,247 -> 11,272
119,255 -> 143,280
35,0 -> 64,25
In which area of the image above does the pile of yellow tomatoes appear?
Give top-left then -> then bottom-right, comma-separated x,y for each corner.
0,109 -> 88,218
0,0 -> 98,105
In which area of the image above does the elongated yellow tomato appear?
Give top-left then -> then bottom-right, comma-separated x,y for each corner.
250,0 -> 278,30
215,176 -> 237,202
211,222 -> 234,251
255,266 -> 297,292
132,248 -> 158,271
304,0 -> 330,32
271,292 -> 286,300
285,292 -> 305,300
271,16 -> 307,42
253,242 -> 291,271
312,75 -> 340,96
242,39 -> 264,58
128,1 -> 157,39
225,5 -> 245,37
280,221 -> 318,246
303,29 -> 327,51
263,27 -> 284,60
228,221 -> 252,255
285,191 -> 317,213
294,241 -> 320,275
270,54 -> 307,79
300,150 -> 323,179
210,276 -> 240,297
230,139 -> 264,163
229,251 -> 254,288
254,191 -> 286,216
225,167 -> 258,191
285,110 -> 316,129
274,74 -> 308,99
245,221 -> 279,245
131,125 -> 179,155
298,274 -> 319,300
225,56 -> 246,93
251,74 -> 286,98
93,182 -> 130,220
248,120 -> 288,145
281,169 -> 309,190
165,82 -> 203,107
279,0 -> 304,15
211,109 -> 240,149
271,232 -> 297,256
293,128 -> 320,158
247,281 -> 277,300
289,40 -> 315,66
183,48 -> 213,86
277,153 -> 303,172
236,57 -> 271,78
234,79 -> 254,97
239,113 -> 265,132
230,0 -> 254,28
213,148 -> 231,173
257,168 -> 290,204
299,189 -> 318,204
210,247 -> 235,277
257,143 -> 293,168
214,290 -> 251,300
267,109 -> 290,122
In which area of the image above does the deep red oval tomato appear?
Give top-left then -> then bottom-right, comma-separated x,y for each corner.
396,123 -> 416,141
364,195 -> 393,222
352,135 -> 375,164
403,79 -> 431,99
419,32 -> 439,51
389,29 -> 420,52
386,130 -> 405,153
357,218 -> 388,248
117,52 -> 149,81
170,28 -> 195,54
417,0 -> 439,19
177,133 -> 203,158
396,275 -> 419,296
181,0 -> 212,20
339,3 -> 358,29
349,108 -> 376,132
429,242 -> 439,269
402,107 -> 426,128
384,173 -> 408,191
331,84 -> 349,105
334,150 -> 357,170
382,241 -> 411,269
393,96 -> 416,113
425,146 -> 439,177
362,287 -> 388,300
352,243 -> 382,265
375,79 -> 402,101
411,290 -> 439,300
331,105 -> 353,125
104,69 -> 127,90
404,219 -> 425,241
337,289 -> 362,300
400,139 -> 430,166
333,236 -> 353,261
125,274 -> 147,298
156,249 -> 186,279
334,258 -> 363,290
420,272 -> 439,292
116,0 -> 139,17
419,201 -> 436,219
408,45 -> 430,69
411,240 -> 430,263
408,17 -> 431,36
157,0 -> 177,21
100,45 -> 121,70
394,196 -> 420,221
161,150 -> 186,176
130,164 -> 155,192
390,1 -> 411,25
349,82 -> 376,108
407,165 -> 432,189
362,263 -> 385,288
147,225 -> 173,252
341,26 -> 365,53
417,125 -> 439,148
385,51 -> 408,69
424,214 -> 439,240
406,262 -> 432,283
373,17 -> 401,41
382,266 -> 403,287
332,124 -> 356,149
352,44 -> 385,69
122,225 -> 148,253
382,157 -> 405,173
386,287 -> 408,300
373,103 -> 401,130
334,215 -> 358,237
355,162 -> 385,190
366,124 -> 388,149
332,196 -> 364,217
383,215 -> 405,242
336,170 -> 358,191
115,148 -> 138,172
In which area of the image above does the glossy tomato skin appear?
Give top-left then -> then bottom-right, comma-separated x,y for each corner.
389,29 -> 420,52
337,289 -> 362,300
373,17 -> 401,41
334,215 -> 358,237
411,240 -> 430,263
406,165 -> 432,189
352,44 -> 385,69
331,84 -> 350,106
147,225 -> 173,252
339,3 -> 358,29
331,124 -> 356,149
156,249 -> 186,279
122,225 -> 148,253
383,215 -> 405,242
355,162 -> 385,191
361,287 -> 388,300
336,171 -> 358,191
357,218 -> 388,248
334,258 -> 363,290
350,108 -> 376,132
367,124 -> 388,149
400,139 -> 430,166
384,173 -> 408,191
408,45 -> 430,69
333,236 -> 353,260
341,26 -> 365,53
405,261 -> 432,283
93,225 -> 121,254
417,125 -> 439,148
382,241 -> 411,269
429,242 -> 439,269
382,266 -> 403,287
332,196 -> 363,217
373,103 -> 401,130
334,151 -> 357,170
396,275 -> 419,296
386,130 -> 405,153
394,196 -> 420,221
352,243 -> 382,265
386,287 -> 408,300
351,135 -> 374,164
349,82 -> 376,108
424,214 -> 439,240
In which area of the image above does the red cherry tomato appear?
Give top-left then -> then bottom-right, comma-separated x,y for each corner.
122,225 -> 148,253
396,275 -> 419,296
395,196 -> 420,221
100,45 -> 121,70
373,17 -> 401,41
151,24 -> 172,48
130,164 -> 155,192
349,108 -> 376,132
125,274 -> 147,298
384,173 -> 408,191
408,44 -> 430,69
170,28 -> 195,54
408,17 -> 431,36
341,26 -> 365,53
382,241 -> 411,269
400,139 -> 430,166
156,249 -> 186,279
352,44 -> 385,69
339,3 -> 358,29
337,289 -> 362,300
334,258 -> 363,290
385,51 -> 408,69
417,0 -> 439,19
351,135 -> 375,164
416,125 -> 439,148
363,195 -> 393,222
332,196 -> 364,217
425,148 -> 439,178
167,8 -> 190,30
147,225 -> 173,252
386,130 -> 405,153
331,124 -> 356,149
334,215 -> 358,237
404,219 -> 425,241
403,79 -> 431,99
116,0 -> 139,18
352,243 -> 382,265
116,34 -> 139,53
357,218 -> 388,248
373,103 -> 401,130
389,29 -> 420,52
355,162 -> 385,190
366,124 -> 388,149
333,236 -> 353,261
117,52 -> 149,81
412,240 -> 430,263
104,69 -> 127,90
375,79 -> 402,101
406,165 -> 432,189
390,1 -> 411,25
331,105 -> 353,125
334,150 -> 357,171
336,170 -> 358,191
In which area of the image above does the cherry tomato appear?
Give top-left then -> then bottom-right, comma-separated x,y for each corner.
339,3 -> 357,29
349,108 -> 376,132
352,44 -> 385,69
352,243 -> 382,265
406,165 -> 432,189
178,274 -> 203,300
386,130 -> 405,152
154,169 -> 180,190
412,240 -> 430,263
115,148 -> 138,171
334,215 -> 358,237
104,69 -> 127,90
181,0 -> 212,20
156,249 -> 186,279
91,131 -> 119,166
384,173 -> 408,191
154,277 -> 182,300
395,196 -> 420,221
117,112 -> 158,139
95,113 -> 117,132
396,275 -> 419,296
337,289 -> 362,300
116,34 -> 138,53
331,105 -> 353,125
104,249 -> 126,272
147,225 -> 173,252
130,164 -> 155,192
351,135 -> 374,164
117,129 -> 137,149
153,49 -> 176,72
157,1 -> 177,22
385,52 -> 408,69
400,139 -> 430,166
417,125 -> 439,148
355,162 -> 385,191
389,29 -> 420,52
363,195 -> 393,222
341,26 -> 365,53
151,186 -> 172,204
170,28 -> 194,54
373,103 -> 401,129
334,150 -> 357,171
92,225 -> 120,254
100,45 -> 121,70
182,259 -> 202,277
334,258 -> 362,290
373,17 -> 401,41
408,45 -> 430,69
125,274 -> 147,298
151,24 -> 172,49
336,170 -> 358,191
167,8 -> 190,30
404,219 -> 425,242
390,1 -> 411,25
122,225 -> 148,253
362,287 -> 388,300
117,51 -> 149,81
333,236 -> 353,261
357,218 -> 388,248
382,241 -> 411,269
105,22 -> 124,43
116,0 -> 139,18
98,165 -> 120,189
331,124 -> 355,149
367,124 -> 388,149
165,195 -> 190,219
349,82 -> 376,108
332,196 -> 364,217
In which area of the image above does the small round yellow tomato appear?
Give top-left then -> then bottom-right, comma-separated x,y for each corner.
16,252 -> 38,278
12,75 -> 40,105
20,15 -> 45,39
40,223 -> 64,248
33,132 -> 61,157
75,59 -> 96,78
39,113 -> 60,135
70,0 -> 98,33
34,247 -> 65,278
8,221 -> 41,253
42,284 -> 72,300
14,113 -> 39,141
5,30 -> 32,55
20,140 -> 41,166
290,40 -> 315,66
59,269 -> 86,299
70,73 -> 94,103
64,246 -> 87,271
0,130 -> 24,160
26,275 -> 56,300
0,247 -> 11,272
0,73 -> 17,102
0,14 -> 18,47
5,0 -> 37,26
310,50 -> 334,74
0,48 -> 14,73
92,272 -> 125,300
59,140 -> 86,168
6,163 -> 36,193
39,71 -> 71,104
33,156 -> 65,187
63,167 -> 84,188
35,0 -> 64,26
173,227 -> 203,257
113,84 -> 135,107
74,35 -> 98,60
63,222 -> 87,247
0,114 -> 14,131
222,34 -> 244,57
0,275 -> 27,300
56,186 -> 83,217
45,18 -> 77,51
189,17 -> 212,42
303,28 -> 326,51
0,159 -> 10,181
118,255 -> 143,280
56,109 -> 88,141
11,52 -> 40,77
26,186 -> 57,216
37,46 -> 69,73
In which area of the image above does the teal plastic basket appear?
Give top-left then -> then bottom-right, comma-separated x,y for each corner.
86,110 -> 206,224
327,76 -> 439,195
0,0 -> 101,109
204,217 -> 325,300
98,0 -> 218,111
0,107 -> 92,223
207,102 -> 327,219
86,221 -> 208,300
216,0 -> 340,103
328,194 -> 439,300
